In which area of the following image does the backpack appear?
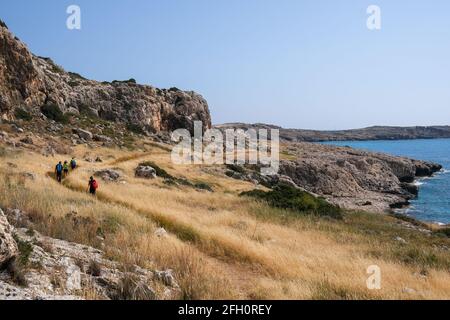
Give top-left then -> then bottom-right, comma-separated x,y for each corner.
56,164 -> 63,172
71,159 -> 77,168
92,180 -> 99,190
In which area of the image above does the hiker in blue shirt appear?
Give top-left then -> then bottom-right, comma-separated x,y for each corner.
55,161 -> 63,183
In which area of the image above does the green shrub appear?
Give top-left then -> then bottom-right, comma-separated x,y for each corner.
436,228 -> 450,238
126,123 -> 144,135
394,246 -> 443,269
14,108 -> 33,121
241,185 -> 342,219
41,103 -> 69,123
6,260 -> 27,287
194,182 -> 214,192
12,234 -> 33,266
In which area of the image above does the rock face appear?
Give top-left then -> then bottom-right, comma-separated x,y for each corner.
278,143 -> 442,212
0,209 -> 18,266
0,22 -> 211,134
0,208 -> 179,300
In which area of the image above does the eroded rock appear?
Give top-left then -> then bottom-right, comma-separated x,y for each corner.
95,169 -> 121,182
0,209 -> 18,266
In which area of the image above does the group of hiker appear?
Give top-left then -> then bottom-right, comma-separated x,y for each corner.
55,158 -> 77,182
54,157 -> 99,195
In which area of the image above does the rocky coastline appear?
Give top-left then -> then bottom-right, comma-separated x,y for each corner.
279,142 -> 442,213
216,123 -> 450,142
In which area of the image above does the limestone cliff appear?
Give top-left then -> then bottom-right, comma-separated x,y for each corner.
0,21 -> 211,133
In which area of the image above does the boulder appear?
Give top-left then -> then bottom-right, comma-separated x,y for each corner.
95,169 -> 121,182
135,165 -> 157,179
0,208 -> 18,267
154,228 -> 168,238
0,227 -> 176,300
73,128 -> 93,141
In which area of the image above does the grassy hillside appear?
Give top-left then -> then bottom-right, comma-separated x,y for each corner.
1,140 -> 450,299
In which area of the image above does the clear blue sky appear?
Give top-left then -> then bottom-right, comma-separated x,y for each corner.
1,0 -> 449,129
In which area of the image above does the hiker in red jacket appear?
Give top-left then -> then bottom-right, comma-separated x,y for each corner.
88,176 -> 98,195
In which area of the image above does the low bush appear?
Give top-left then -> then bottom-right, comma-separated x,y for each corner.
126,123 -> 144,135
6,260 -> 27,287
241,185 -> 342,219
194,182 -> 214,192
436,227 -> 450,238
14,108 -> 33,121
87,259 -> 102,277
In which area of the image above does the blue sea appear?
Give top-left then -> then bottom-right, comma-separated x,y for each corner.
322,139 -> 450,224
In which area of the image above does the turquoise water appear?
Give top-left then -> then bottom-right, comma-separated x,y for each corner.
322,139 -> 450,224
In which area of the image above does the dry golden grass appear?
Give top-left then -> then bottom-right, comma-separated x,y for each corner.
1,143 -> 450,300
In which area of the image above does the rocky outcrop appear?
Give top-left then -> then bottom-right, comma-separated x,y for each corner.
0,208 -> 179,300
95,169 -> 121,182
0,209 -> 18,267
73,128 -> 93,141
0,22 -> 211,134
278,143 -> 442,212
